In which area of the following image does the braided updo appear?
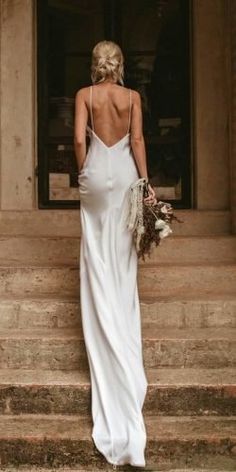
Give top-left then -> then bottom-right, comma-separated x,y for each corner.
91,40 -> 124,85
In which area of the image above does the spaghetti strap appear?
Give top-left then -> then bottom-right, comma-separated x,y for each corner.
90,85 -> 95,131
127,88 -> 132,134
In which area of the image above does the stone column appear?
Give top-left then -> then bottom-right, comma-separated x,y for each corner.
229,0 -> 236,233
192,0 -> 230,210
0,0 -> 35,210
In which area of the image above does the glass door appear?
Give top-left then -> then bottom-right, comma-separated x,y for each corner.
37,0 -> 192,208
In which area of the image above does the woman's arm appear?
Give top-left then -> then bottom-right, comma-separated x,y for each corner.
130,90 -> 148,179
74,88 -> 88,172
130,90 -> 156,203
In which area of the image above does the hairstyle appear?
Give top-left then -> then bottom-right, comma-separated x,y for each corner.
91,40 -> 124,85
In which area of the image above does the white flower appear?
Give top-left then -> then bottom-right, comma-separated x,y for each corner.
160,204 -> 168,214
160,203 -> 173,216
159,223 -> 173,239
155,218 -> 166,230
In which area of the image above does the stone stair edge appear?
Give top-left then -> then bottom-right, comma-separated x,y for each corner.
0,367 -> 236,387
0,263 -> 236,298
0,414 -> 235,439
0,466 -> 230,472
0,469 -> 230,472
0,326 -> 235,339
0,261 -> 235,269
0,209 -> 231,217
0,234 -> 235,240
0,292 -> 236,303
0,209 -> 232,240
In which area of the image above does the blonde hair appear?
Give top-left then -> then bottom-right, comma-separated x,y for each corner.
91,40 -> 124,85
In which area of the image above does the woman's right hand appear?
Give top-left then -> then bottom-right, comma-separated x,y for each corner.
144,183 -> 157,205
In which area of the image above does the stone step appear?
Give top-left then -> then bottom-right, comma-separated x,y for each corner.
0,263 -> 235,298
0,469 -> 228,472
0,234 -> 235,266
0,327 -> 235,369
0,368 -> 235,417
138,263 -> 236,297
0,293 -> 235,330
0,209 -> 231,237
0,414 -> 235,469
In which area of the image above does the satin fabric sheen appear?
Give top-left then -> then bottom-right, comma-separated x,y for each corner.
78,123 -> 148,467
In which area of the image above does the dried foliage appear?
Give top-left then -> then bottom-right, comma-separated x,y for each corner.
134,201 -> 184,261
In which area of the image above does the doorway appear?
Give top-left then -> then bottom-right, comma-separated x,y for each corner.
37,0 -> 192,208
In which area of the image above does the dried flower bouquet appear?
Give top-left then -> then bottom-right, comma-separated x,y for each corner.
127,178 -> 183,260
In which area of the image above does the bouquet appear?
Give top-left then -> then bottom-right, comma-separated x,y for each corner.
126,178 -> 183,260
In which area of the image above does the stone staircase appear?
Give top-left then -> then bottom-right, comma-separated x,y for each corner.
0,209 -> 235,471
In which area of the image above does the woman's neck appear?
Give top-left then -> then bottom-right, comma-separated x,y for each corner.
102,78 -> 116,84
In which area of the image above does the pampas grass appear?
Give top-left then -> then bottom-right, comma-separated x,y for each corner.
135,201 -> 183,260
127,178 -> 184,260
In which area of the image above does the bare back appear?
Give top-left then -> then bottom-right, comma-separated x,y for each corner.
74,81 -> 148,179
87,83 -> 131,148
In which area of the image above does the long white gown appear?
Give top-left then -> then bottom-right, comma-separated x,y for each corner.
78,85 -> 148,467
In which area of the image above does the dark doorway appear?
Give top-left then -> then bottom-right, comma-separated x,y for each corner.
37,0 -> 192,208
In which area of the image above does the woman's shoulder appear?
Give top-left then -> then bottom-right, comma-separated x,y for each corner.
74,86 -> 92,109
116,85 -> 140,102
75,86 -> 90,99
75,84 -> 140,103
128,87 -> 141,104
121,86 -> 140,99
119,85 -> 138,93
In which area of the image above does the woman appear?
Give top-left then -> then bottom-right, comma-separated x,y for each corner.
74,40 -> 156,468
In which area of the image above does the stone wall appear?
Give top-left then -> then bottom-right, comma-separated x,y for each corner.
192,0 -> 230,210
0,0 -> 233,213
0,0 -> 35,210
230,0 -> 236,233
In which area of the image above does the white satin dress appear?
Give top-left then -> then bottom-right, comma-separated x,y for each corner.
78,85 -> 148,468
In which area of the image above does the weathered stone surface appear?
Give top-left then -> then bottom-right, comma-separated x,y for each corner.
0,234 -> 235,266
0,210 -> 235,472
144,333 -> 236,369
0,210 -> 231,236
0,329 -> 87,370
138,263 -> 236,297
0,263 -> 235,298
0,415 -> 235,469
0,368 -> 235,417
193,0 -> 229,211
0,299 -> 81,329
0,0 -> 34,210
140,295 -> 236,329
0,295 -> 236,330
0,267 -> 79,298
0,327 -> 235,370
0,469 -> 228,472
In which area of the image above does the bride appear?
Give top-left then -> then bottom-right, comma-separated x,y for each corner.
74,40 -> 156,468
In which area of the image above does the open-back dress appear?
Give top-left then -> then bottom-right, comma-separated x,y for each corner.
78,85 -> 148,468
